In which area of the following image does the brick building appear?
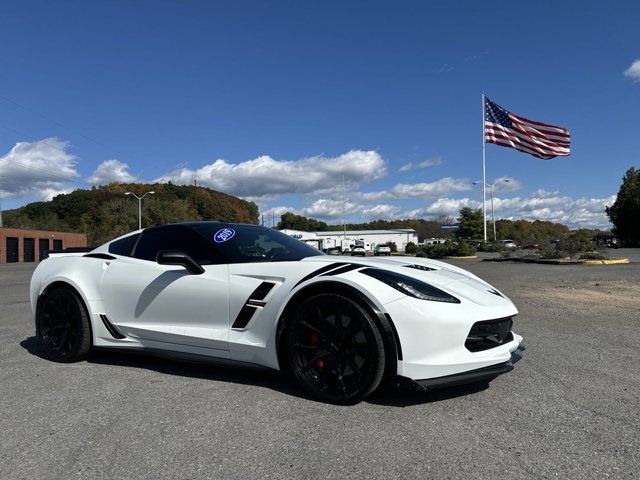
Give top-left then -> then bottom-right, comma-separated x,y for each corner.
0,228 -> 87,264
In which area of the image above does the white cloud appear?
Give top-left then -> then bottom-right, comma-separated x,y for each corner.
413,193 -> 616,229
360,177 -> 472,201
300,198 -> 361,220
492,177 -> 522,193
623,59 -> 640,82
154,150 -> 386,200
39,187 -> 74,201
87,159 -> 137,185
0,138 -> 78,200
362,204 -> 403,219
398,156 -> 443,172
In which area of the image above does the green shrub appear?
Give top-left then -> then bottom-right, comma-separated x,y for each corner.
417,239 -> 476,258
404,242 -> 417,254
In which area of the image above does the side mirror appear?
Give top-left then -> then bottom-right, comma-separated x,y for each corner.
156,250 -> 205,275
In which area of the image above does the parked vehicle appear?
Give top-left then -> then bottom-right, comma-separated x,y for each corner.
30,221 -> 522,404
593,234 -> 620,249
500,239 -> 517,249
351,246 -> 366,257
374,244 -> 391,256
521,241 -> 540,250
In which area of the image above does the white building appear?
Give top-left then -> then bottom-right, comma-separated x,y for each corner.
279,228 -> 418,253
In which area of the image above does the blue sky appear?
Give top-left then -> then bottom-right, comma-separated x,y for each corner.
0,0 -> 638,228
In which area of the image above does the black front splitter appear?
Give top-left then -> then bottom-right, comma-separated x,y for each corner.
397,345 -> 524,391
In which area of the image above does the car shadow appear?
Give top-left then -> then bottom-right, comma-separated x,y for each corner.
20,336 -> 489,407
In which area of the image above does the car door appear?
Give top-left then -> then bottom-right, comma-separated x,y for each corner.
99,226 -> 230,355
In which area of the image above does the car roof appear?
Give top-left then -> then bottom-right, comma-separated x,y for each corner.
143,221 -> 261,233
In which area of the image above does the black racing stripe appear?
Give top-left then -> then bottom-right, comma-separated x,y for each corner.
232,305 -> 258,329
319,263 -> 362,277
292,262 -> 347,289
251,282 -> 276,300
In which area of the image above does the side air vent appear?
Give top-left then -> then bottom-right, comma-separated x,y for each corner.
99,314 -> 126,339
251,281 -> 276,300
232,305 -> 258,329
231,281 -> 277,329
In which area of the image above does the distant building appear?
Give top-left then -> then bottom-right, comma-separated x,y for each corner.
0,228 -> 87,264
280,228 -> 418,252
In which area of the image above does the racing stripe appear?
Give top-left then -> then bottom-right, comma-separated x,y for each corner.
291,262 -> 347,289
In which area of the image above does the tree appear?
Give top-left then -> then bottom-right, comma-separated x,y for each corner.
404,241 -> 417,254
277,212 -> 328,231
456,207 -> 484,239
606,167 -> 640,246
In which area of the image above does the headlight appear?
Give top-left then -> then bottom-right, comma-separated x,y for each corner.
360,268 -> 460,304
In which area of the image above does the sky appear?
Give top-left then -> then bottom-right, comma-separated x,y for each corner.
0,0 -> 639,229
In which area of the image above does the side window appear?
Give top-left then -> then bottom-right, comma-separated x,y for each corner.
133,228 -> 222,264
108,233 -> 140,257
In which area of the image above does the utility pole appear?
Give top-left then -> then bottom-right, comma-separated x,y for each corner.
125,191 -> 155,230
473,179 -> 510,241
342,175 -> 346,239
193,180 -> 198,219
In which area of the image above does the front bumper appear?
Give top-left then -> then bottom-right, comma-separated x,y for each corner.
398,344 -> 524,391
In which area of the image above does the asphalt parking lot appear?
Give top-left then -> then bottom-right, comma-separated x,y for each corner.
1,254 -> 639,479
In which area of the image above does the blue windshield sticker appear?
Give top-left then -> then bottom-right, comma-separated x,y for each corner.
214,228 -> 236,243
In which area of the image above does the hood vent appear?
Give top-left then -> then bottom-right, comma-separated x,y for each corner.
405,264 -> 436,272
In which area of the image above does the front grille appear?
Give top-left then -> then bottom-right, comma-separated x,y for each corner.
465,318 -> 513,352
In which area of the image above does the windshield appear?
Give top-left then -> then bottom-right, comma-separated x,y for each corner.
191,223 -> 324,263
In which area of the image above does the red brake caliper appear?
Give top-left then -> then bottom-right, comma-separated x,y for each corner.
310,332 -> 324,370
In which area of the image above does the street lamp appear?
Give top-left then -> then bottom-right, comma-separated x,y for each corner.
472,179 -> 510,242
125,191 -> 155,230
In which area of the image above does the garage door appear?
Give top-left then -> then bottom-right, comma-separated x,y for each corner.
39,239 -> 50,261
23,238 -> 35,262
6,237 -> 19,263
53,239 -> 63,251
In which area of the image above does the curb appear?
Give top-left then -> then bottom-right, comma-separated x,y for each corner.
443,255 -> 478,259
582,258 -> 630,265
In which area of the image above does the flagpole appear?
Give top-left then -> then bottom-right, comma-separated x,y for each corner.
481,92 -> 487,243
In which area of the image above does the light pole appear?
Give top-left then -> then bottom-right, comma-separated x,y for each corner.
125,191 -> 155,230
472,179 -> 510,242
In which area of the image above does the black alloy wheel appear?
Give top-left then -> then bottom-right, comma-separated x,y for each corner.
286,294 -> 385,404
37,287 -> 91,362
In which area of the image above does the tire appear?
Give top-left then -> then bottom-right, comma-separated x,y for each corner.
285,294 -> 386,404
37,286 -> 92,363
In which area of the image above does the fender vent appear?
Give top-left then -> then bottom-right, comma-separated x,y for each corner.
231,281 -> 276,329
100,314 -> 126,339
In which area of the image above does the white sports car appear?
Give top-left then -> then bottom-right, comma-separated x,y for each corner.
30,222 -> 523,404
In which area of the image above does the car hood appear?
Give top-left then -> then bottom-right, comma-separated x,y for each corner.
301,254 -> 513,307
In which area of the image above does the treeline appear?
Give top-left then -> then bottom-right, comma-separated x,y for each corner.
276,212 -> 448,241
276,210 -> 605,244
4,182 -> 259,245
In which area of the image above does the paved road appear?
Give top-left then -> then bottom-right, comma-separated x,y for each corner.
1,260 -> 638,479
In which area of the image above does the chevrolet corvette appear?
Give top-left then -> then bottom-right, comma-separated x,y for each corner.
30,222 -> 523,403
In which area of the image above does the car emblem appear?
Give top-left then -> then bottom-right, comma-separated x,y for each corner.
214,228 -> 236,243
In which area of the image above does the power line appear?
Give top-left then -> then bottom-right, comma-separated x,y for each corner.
0,93 -> 127,158
0,158 -> 77,182
0,123 -> 73,155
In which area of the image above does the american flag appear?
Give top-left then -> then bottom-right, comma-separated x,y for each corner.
484,97 -> 570,159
